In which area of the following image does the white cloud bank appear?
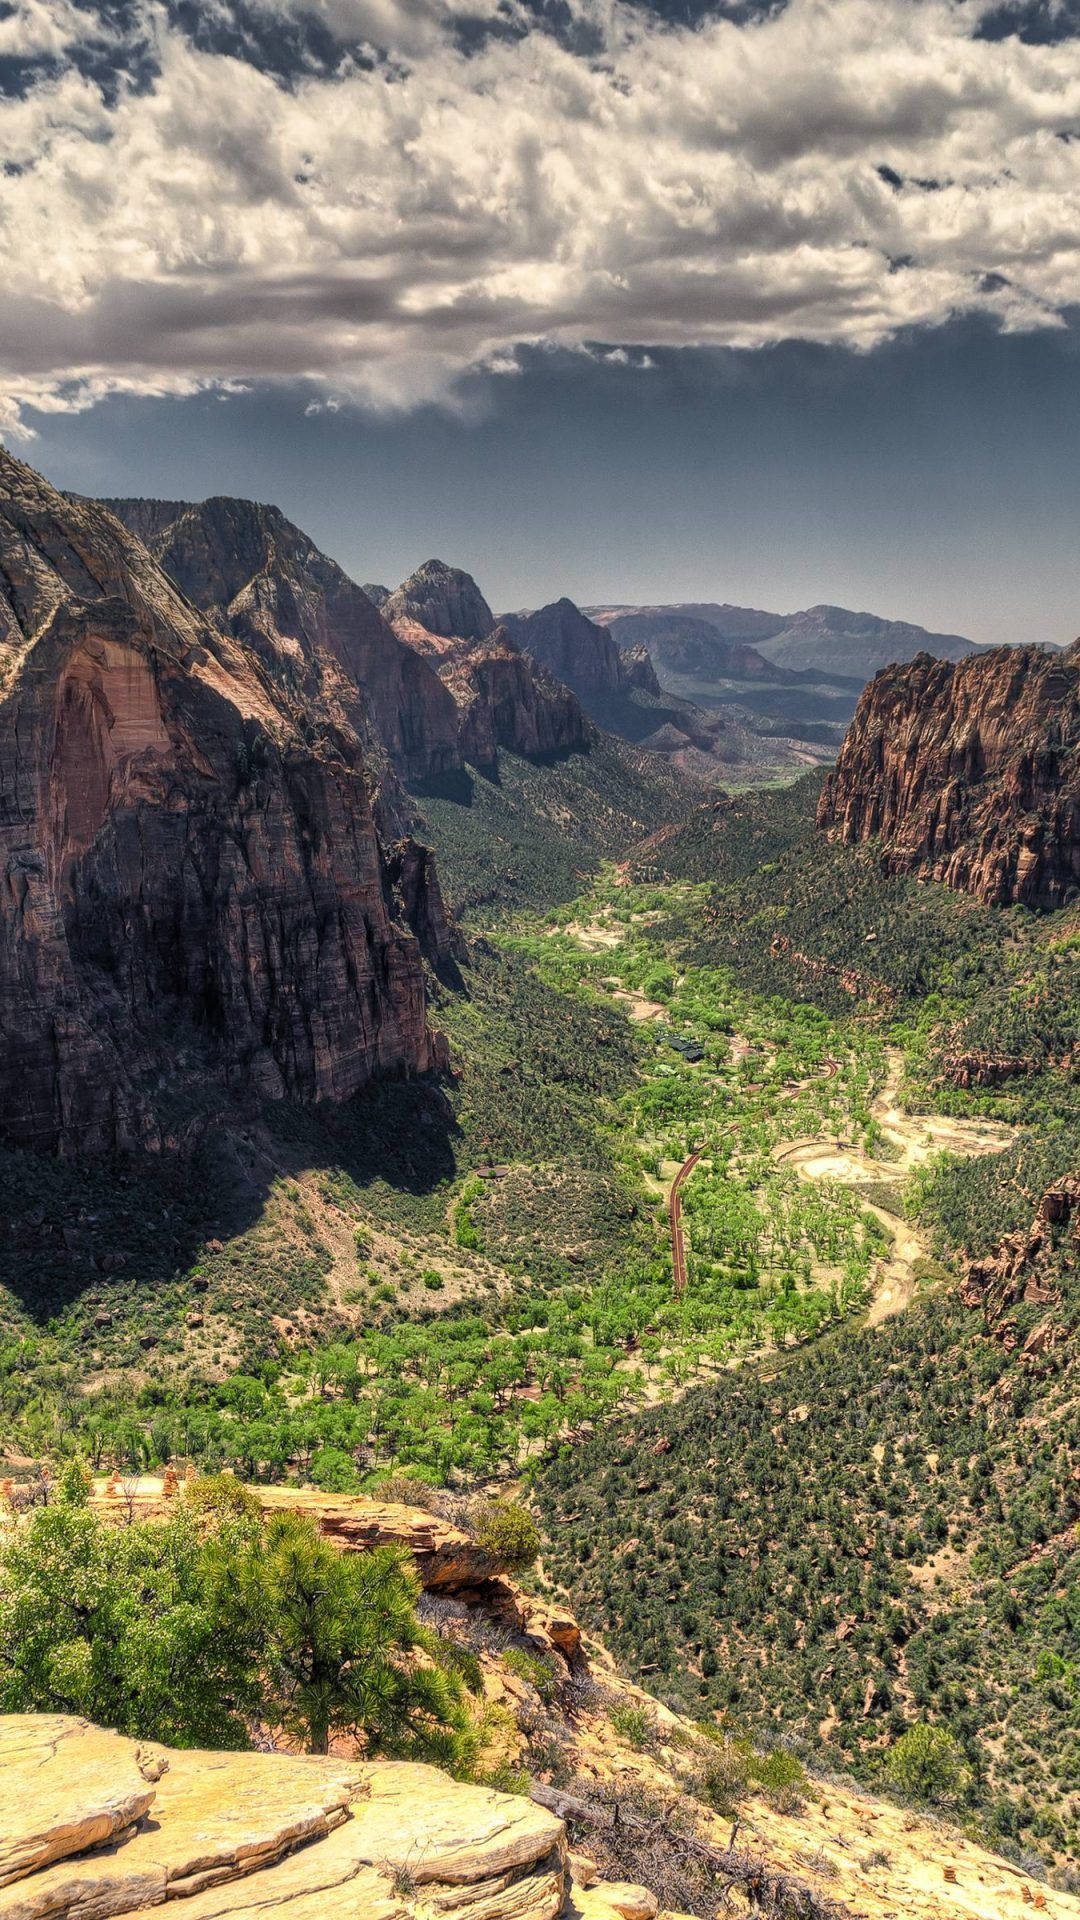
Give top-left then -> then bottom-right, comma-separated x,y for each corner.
1,0 -> 1079,431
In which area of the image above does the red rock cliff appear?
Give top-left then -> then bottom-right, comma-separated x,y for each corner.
103,497 -> 462,789
0,453 -> 446,1155
384,564 -> 595,772
817,644 -> 1080,908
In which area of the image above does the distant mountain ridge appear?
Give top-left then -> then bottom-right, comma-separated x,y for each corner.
493,594 -> 832,784
588,598 -> 978,686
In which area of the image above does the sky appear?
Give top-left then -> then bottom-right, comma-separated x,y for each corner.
3,0 -> 1080,644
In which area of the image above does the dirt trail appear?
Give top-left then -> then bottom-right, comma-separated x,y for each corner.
774,1051 -> 1014,1327
870,1047 -> 1015,1168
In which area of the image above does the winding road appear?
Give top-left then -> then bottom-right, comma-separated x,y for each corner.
669,1149 -> 702,1299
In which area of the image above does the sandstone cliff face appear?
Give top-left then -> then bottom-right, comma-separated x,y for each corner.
448,633 -> 594,772
103,499 -> 461,790
818,645 -> 1080,908
0,453 -> 446,1155
382,566 -> 595,772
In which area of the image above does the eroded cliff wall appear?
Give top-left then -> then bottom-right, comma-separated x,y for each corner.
818,644 -> 1080,908
0,454 -> 445,1154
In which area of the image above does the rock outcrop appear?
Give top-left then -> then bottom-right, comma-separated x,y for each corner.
0,1717 -> 567,1920
818,644 -> 1080,908
592,610 -> 781,685
0,452 -> 447,1155
500,602 -> 656,703
960,1174 -> 1079,1352
0,1719 -> 155,1888
381,567 -> 594,773
103,499 -> 462,790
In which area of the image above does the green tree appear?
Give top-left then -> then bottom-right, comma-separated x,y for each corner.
883,1723 -> 971,1808
240,1511 -> 475,1763
0,1496 -> 258,1747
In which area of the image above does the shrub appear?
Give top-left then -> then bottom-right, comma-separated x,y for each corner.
184,1472 -> 262,1524
504,1646 -> 561,1704
471,1500 -> 540,1571
480,1761 -> 530,1796
883,1723 -> 971,1808
695,1740 -> 751,1816
609,1701 -> 655,1751
749,1746 -> 807,1815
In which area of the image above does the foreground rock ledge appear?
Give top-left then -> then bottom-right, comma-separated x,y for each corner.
0,1716 -> 567,1920
0,1719 -> 155,1889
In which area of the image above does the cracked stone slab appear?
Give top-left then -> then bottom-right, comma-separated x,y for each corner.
119,1763 -> 565,1920
0,1718 -> 157,1890
0,1740 -> 363,1920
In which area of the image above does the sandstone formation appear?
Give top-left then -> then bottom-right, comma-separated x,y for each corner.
0,452 -> 448,1155
0,1720 -> 155,1888
447,634 -> 594,772
0,1718 -> 567,1920
103,499 -> 462,791
618,647 -> 662,696
499,603 -> 659,704
818,644 -> 1080,908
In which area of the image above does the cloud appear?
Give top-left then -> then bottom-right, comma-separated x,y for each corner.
1,0 -> 1079,430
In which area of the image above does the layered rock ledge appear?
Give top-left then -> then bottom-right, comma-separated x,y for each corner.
0,1716 -> 566,1920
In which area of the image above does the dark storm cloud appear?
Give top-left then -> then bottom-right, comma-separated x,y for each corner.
976,0 -> 1080,42
1,0 -> 1079,436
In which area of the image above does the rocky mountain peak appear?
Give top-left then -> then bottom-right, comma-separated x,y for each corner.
383,559 -> 495,643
